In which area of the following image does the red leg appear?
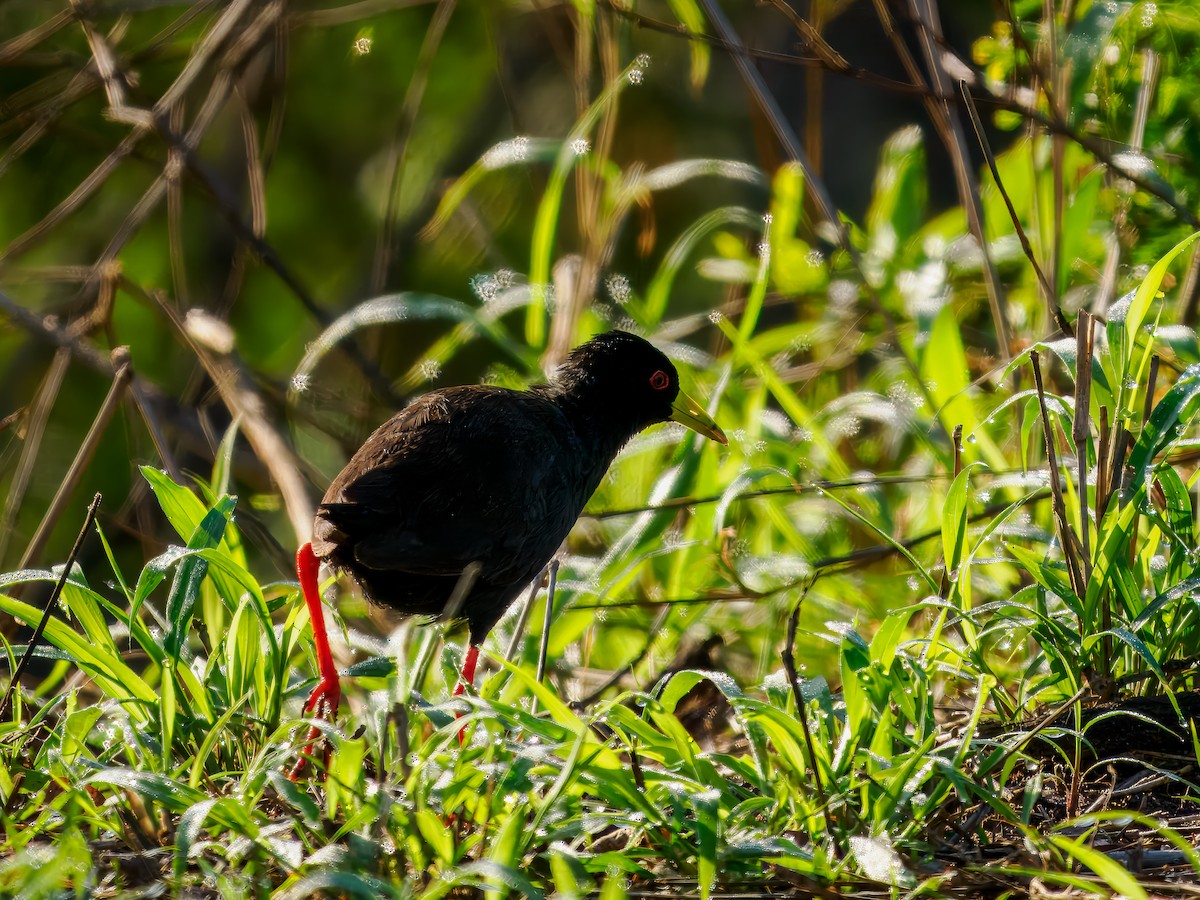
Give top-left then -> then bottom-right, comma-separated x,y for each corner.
453,644 -> 479,697
451,644 -> 480,746
289,542 -> 341,780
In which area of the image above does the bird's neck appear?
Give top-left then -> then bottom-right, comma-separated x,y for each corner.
540,383 -> 642,470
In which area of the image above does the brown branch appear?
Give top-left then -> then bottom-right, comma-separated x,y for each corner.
0,351 -> 70,566
182,310 -> 315,545
16,350 -> 131,575
0,289 -> 179,478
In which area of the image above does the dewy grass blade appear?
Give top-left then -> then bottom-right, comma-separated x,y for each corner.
423,138 -> 559,238
738,175 -> 776,341
818,486 -> 939,593
644,206 -> 762,324
1128,363 -> 1200,486
159,656 -> 176,771
0,588 -> 156,710
93,520 -> 132,604
164,496 -> 235,661
1048,834 -> 1150,900
0,494 -> 102,720
1124,231 -> 1200,361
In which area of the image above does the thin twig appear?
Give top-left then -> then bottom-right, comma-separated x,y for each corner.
694,0 -> 840,232
572,604 -> 672,708
370,0 -> 456,294
1144,355 -> 1161,427
694,0 -> 954,439
408,561 -> 482,695
0,350 -> 70,566
781,583 -> 830,819
0,289 -> 180,478
589,472 -> 959,520
532,560 -> 559,717
575,491 -> 1055,610
1030,351 -> 1085,602
1178,243 -> 1200,326
182,310 -> 314,545
938,425 -> 963,601
959,80 -> 1069,334
907,0 -> 1011,358
0,493 -> 102,720
605,0 -> 923,96
504,572 -> 547,662
614,0 -> 1200,234
1096,405 -> 1111,524
16,350 -> 131,573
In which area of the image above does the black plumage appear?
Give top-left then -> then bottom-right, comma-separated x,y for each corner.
290,330 -> 725,774
312,331 -> 723,641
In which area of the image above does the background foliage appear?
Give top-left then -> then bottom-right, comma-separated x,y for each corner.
4,0 -> 1200,896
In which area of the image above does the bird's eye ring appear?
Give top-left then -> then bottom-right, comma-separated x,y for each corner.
649,369 -> 671,390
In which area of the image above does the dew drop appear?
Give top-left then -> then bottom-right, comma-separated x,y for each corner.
605,273 -> 632,305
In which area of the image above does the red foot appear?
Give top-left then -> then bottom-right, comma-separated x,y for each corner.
289,676 -> 341,780
289,677 -> 341,779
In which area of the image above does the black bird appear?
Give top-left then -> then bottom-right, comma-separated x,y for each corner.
291,330 -> 725,770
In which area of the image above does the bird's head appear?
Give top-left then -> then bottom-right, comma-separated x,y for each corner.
553,330 -> 727,445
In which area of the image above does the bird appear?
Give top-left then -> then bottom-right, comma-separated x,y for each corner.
289,330 -> 726,775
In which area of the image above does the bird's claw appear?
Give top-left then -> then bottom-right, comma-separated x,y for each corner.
302,677 -> 341,718
288,677 -> 341,781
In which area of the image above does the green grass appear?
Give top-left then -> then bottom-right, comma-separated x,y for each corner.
10,245 -> 1200,893
7,1 -> 1200,896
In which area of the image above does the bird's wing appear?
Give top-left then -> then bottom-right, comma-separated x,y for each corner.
318,504 -> 487,575
313,387 -> 570,577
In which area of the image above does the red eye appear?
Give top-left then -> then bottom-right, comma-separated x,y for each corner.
649,369 -> 670,390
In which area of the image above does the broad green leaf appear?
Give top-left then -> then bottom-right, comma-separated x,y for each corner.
866,125 -> 926,251
164,497 -> 236,660
1084,486 -> 1144,619
415,808 -> 455,867
1125,231 -> 1200,355
921,307 -> 996,468
84,768 -> 206,812
691,787 -> 719,900
547,846 -> 593,900
486,802 -> 527,871
1127,363 -> 1200,488
941,464 -> 977,579
1132,575 -> 1200,632
1005,544 -> 1076,611
160,657 -> 176,768
0,591 -> 158,716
